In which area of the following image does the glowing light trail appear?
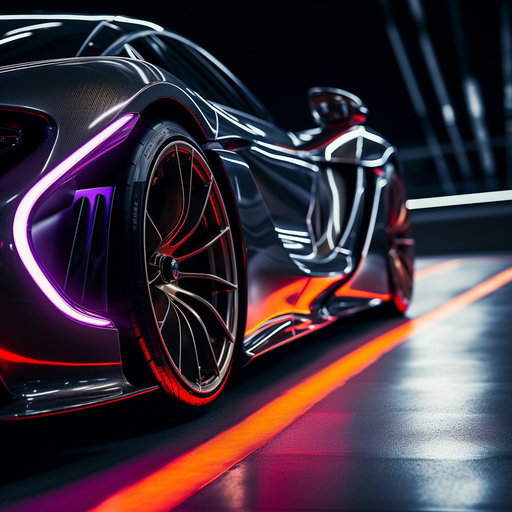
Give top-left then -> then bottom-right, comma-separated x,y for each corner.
414,259 -> 462,280
88,265 -> 512,512
13,114 -> 137,328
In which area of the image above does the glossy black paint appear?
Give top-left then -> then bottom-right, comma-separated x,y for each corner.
0,14 -> 403,418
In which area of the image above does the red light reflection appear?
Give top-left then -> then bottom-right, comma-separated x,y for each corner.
295,276 -> 345,314
245,278 -> 309,336
0,348 -> 119,367
334,281 -> 391,301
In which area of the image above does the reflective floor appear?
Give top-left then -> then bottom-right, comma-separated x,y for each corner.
1,254 -> 512,512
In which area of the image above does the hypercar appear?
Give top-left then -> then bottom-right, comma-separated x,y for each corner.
0,13 -> 414,418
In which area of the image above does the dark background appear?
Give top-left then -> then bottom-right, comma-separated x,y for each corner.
6,1 -> 508,199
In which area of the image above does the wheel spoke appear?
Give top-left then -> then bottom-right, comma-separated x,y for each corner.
396,257 -> 412,300
390,249 -> 412,302
161,283 -> 234,343
145,212 -> 162,260
396,203 -> 409,232
174,227 -> 229,261
168,180 -> 212,251
157,284 -> 223,381
387,173 -> 409,234
148,271 -> 161,285
386,169 -> 414,313
391,206 -> 411,235
158,295 -> 171,330
150,286 -> 171,325
159,146 -> 194,245
397,247 -> 414,278
149,145 -> 185,242
180,148 -> 194,229
172,295 -> 220,377
172,301 -> 201,383
158,302 -> 182,370
177,272 -> 237,291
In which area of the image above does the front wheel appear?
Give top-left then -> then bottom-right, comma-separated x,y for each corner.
111,120 -> 240,414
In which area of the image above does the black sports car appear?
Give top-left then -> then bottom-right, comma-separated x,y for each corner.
0,14 -> 414,418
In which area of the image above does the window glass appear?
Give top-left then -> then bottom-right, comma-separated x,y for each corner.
115,33 -> 272,122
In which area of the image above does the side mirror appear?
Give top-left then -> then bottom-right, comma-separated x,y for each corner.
308,87 -> 368,129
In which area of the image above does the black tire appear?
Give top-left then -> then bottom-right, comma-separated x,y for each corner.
110,119 -> 240,415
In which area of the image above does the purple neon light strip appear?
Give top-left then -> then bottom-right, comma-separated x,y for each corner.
13,114 -> 137,328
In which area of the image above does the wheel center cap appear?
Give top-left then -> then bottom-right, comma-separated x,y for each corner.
160,257 -> 179,283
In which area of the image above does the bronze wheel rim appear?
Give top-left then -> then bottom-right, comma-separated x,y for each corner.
143,140 -> 238,393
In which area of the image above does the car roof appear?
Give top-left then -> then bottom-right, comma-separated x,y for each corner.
0,13 -> 274,123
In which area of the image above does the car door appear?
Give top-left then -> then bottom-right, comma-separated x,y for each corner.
106,30 -> 361,350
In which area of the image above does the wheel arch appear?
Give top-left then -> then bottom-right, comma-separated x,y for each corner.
201,149 -> 249,366
136,99 -> 249,359
137,97 -> 211,145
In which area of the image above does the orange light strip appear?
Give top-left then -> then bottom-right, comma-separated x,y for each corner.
414,258 -> 462,280
88,266 -> 512,512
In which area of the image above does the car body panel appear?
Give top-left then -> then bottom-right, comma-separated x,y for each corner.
0,14 -> 404,418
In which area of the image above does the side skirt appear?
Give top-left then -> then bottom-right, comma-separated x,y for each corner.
0,367 -> 157,419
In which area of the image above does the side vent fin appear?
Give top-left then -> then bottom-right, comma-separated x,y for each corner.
64,196 -> 90,296
62,187 -> 114,311
83,194 -> 109,310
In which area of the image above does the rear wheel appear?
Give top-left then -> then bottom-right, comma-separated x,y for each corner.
111,120 -> 239,414
384,165 -> 415,315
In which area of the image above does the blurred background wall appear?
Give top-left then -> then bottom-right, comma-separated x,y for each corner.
6,0 -> 512,254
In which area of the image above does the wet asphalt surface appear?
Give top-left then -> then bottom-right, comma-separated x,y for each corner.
1,254 -> 512,512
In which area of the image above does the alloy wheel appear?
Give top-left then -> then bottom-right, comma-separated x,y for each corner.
386,170 -> 415,313
143,140 -> 238,393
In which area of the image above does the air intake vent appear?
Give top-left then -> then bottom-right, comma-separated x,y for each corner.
63,188 -> 113,311
0,109 -> 52,179
31,187 -> 114,312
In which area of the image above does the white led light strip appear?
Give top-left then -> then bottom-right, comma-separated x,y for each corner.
406,189 -> 512,210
